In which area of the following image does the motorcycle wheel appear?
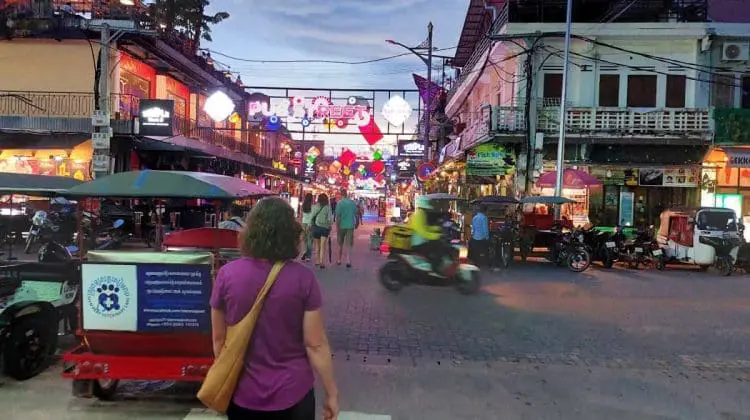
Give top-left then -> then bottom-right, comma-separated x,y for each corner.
603,251 -> 614,269
501,243 -> 512,268
567,248 -> 591,272
378,260 -> 404,292
455,270 -> 481,295
24,233 -> 35,254
655,256 -> 666,271
717,257 -> 733,277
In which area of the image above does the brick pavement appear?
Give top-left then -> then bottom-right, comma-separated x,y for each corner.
316,221 -> 750,371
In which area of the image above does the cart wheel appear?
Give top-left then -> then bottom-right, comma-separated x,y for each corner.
93,379 -> 120,400
3,314 -> 58,380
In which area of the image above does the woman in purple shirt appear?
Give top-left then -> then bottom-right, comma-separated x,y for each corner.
210,197 -> 339,420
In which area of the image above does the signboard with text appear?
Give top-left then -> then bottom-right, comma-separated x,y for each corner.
397,140 -> 425,158
81,262 -> 212,332
396,159 -> 417,178
139,99 -> 174,137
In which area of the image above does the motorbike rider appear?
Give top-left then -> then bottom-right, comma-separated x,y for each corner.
409,196 -> 452,274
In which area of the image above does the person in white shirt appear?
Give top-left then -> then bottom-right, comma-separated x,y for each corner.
300,193 -> 314,261
218,206 -> 246,231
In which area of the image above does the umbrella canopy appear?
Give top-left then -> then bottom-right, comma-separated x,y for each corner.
471,195 -> 519,205
536,169 -> 602,188
521,196 -> 576,205
0,173 -> 83,196
64,170 -> 273,199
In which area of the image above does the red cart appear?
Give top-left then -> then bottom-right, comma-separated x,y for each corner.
59,170 -> 270,399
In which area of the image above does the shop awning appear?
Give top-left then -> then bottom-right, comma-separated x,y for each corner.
0,173 -> 83,195
704,146 -> 750,167
143,135 -> 257,166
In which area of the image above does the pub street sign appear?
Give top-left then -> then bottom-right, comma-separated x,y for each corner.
397,140 -> 425,158
139,99 -> 174,137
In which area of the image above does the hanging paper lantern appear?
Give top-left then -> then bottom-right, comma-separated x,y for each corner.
375,174 -> 385,184
343,166 -> 351,176
371,160 -> 385,174
328,163 -> 339,174
340,149 -> 357,166
372,149 -> 383,161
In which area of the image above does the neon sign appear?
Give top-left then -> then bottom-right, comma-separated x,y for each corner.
247,96 -> 372,127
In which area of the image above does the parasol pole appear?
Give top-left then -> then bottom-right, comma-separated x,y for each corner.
554,0 -> 573,218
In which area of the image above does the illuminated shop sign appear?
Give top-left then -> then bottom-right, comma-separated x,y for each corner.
397,140 -> 425,158
248,96 -> 372,127
139,99 -> 174,137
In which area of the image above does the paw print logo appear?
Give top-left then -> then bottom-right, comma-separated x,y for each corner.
96,284 -> 121,312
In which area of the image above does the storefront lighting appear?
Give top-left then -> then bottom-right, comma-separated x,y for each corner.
120,0 -> 135,5
204,91 -> 235,122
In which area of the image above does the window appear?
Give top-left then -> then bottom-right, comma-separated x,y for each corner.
543,73 -> 563,103
598,74 -> 620,107
627,75 -> 657,107
742,76 -> 750,109
712,73 -> 735,108
665,75 -> 686,108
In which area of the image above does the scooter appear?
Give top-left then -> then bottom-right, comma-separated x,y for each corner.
38,219 -> 127,262
379,238 -> 481,295
549,228 -> 591,272
699,235 -> 740,276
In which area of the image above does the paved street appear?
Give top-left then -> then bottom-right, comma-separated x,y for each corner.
3,219 -> 750,419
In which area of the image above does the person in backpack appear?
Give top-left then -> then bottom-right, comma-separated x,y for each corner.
218,206 -> 246,231
310,193 -> 333,269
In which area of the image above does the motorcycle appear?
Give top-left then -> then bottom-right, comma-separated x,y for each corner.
549,228 -> 591,272
379,235 -> 481,295
38,219 -> 127,263
24,211 -> 70,254
699,234 -> 741,276
490,222 -> 516,269
580,226 -> 618,268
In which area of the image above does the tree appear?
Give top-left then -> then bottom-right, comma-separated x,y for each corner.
148,0 -> 229,49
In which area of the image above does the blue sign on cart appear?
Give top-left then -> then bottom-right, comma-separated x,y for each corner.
136,264 -> 212,332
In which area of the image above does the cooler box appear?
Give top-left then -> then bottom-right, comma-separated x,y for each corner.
385,225 -> 413,250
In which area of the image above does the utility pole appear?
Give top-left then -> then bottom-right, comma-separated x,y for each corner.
87,20 -> 157,179
425,22 -> 433,162
553,0 -> 574,212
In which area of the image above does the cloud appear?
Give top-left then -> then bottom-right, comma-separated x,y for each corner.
237,0 -> 429,17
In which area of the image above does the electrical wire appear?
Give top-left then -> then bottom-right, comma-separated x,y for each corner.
545,45 -> 744,89
204,46 -> 458,65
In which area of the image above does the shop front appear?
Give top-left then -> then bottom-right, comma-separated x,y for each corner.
0,139 -> 92,181
702,146 -> 750,231
118,52 -> 157,120
587,166 -> 699,228
463,142 -> 515,199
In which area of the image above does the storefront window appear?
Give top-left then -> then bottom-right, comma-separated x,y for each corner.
168,92 -> 187,132
120,71 -> 151,119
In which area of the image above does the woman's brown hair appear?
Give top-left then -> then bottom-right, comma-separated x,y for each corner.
239,196 -> 301,261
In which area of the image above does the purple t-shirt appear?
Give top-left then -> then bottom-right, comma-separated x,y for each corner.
210,257 -> 322,411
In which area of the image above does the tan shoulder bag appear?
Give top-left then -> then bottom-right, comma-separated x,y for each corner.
197,261 -> 285,414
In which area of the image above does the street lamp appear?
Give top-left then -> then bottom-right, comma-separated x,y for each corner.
386,22 -> 433,161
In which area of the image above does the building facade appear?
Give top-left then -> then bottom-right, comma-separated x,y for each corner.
444,0 -> 750,226
0,1 -> 293,186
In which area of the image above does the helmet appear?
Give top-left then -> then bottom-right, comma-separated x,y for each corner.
415,196 -> 433,210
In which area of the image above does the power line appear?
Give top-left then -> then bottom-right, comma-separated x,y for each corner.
203,46 -> 458,65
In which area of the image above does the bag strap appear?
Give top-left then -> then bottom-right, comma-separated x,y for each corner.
235,261 -> 285,330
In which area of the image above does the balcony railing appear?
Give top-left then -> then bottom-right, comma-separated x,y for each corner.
538,108 -> 711,135
507,0 -> 708,24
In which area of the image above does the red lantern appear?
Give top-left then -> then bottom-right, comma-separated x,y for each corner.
371,160 -> 385,174
340,149 -> 356,166
375,174 -> 385,183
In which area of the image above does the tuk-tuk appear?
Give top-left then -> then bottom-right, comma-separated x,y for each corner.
656,207 -> 741,274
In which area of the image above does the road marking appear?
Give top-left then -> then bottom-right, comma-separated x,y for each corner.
184,408 -> 391,419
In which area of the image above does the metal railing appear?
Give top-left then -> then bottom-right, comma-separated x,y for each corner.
539,107 -> 711,134
507,0 -> 708,24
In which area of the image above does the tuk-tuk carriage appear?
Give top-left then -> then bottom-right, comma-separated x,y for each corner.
58,170 -> 271,399
0,173 -> 83,381
656,207 -> 741,275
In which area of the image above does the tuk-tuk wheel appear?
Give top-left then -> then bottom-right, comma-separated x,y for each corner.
3,313 -> 58,380
93,379 -> 120,400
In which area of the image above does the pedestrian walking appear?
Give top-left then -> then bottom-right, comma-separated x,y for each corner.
335,188 -> 358,268
310,193 -> 333,269
208,197 -> 339,420
300,193 -> 314,261
470,204 -> 490,268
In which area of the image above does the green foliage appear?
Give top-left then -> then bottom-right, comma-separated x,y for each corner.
148,0 -> 229,48
714,108 -> 750,145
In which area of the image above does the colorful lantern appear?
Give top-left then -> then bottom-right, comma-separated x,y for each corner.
340,149 -> 357,166
372,149 -> 383,161
371,160 -> 385,174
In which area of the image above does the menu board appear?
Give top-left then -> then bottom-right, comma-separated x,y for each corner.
639,167 -> 698,187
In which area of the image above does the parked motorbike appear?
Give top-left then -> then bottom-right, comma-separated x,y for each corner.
581,226 -> 618,268
490,223 -> 516,269
698,234 -> 740,276
24,211 -> 73,254
611,226 -> 665,270
550,228 -> 591,272
38,219 -> 128,263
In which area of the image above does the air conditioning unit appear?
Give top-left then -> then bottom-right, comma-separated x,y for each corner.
722,42 -> 750,61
